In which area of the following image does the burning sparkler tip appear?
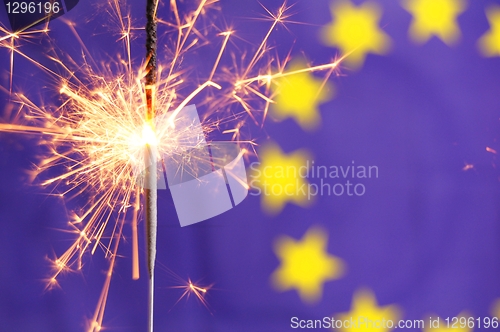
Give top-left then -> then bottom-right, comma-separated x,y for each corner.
141,123 -> 158,146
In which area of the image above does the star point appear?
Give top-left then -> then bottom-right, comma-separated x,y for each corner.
271,226 -> 345,303
403,0 -> 466,45
320,0 -> 391,69
478,6 -> 500,57
337,289 -> 401,332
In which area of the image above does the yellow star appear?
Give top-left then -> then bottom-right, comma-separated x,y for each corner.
424,312 -> 472,332
271,59 -> 333,131
337,289 -> 401,332
478,6 -> 500,57
320,0 -> 391,69
402,0 -> 466,45
250,142 -> 312,214
271,226 -> 345,303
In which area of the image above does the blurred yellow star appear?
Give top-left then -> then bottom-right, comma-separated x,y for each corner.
271,226 -> 345,303
321,0 -> 391,68
478,6 -> 500,57
337,289 -> 400,332
492,299 -> 500,320
271,60 -> 333,131
402,0 -> 466,45
424,312 -> 472,332
250,142 -> 312,214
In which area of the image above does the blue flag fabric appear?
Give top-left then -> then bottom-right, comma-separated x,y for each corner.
1,0 -> 500,331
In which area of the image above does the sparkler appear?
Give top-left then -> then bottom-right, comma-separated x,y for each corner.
145,0 -> 158,330
0,0 -> 348,330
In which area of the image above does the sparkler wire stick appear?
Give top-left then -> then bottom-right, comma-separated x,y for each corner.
145,0 -> 158,331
